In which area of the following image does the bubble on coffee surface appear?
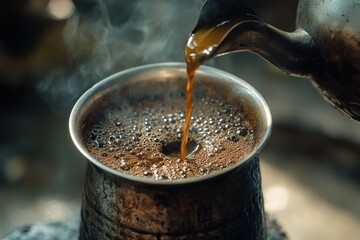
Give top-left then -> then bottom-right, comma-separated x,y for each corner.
84,94 -> 258,180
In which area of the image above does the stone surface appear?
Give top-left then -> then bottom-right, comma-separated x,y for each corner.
2,215 -> 287,240
2,219 -> 79,240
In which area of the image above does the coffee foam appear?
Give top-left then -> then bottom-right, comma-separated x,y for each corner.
84,93 -> 259,180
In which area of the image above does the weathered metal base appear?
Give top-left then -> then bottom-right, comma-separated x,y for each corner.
79,156 -> 266,240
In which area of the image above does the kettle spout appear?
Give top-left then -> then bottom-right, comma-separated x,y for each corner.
211,21 -> 322,77
189,0 -> 322,78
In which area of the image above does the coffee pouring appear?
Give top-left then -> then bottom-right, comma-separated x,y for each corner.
188,0 -> 360,121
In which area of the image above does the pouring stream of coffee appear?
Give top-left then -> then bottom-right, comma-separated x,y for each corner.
181,21 -> 239,159
181,0 -> 258,159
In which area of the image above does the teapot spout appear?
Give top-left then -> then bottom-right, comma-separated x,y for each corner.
190,0 -> 322,78
211,21 -> 322,77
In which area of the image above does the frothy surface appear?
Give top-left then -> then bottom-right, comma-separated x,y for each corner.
83,93 -> 259,180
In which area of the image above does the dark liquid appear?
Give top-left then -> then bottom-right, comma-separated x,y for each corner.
84,94 -> 257,180
182,20 -> 242,159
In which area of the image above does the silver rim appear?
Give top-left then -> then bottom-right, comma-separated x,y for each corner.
69,62 -> 272,185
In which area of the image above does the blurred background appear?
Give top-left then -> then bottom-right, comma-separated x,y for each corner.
1,0 -> 360,239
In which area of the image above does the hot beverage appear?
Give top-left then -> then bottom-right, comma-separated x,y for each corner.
84,87 -> 259,180
181,19 -> 242,159
82,17 -> 260,176
70,63 -> 271,239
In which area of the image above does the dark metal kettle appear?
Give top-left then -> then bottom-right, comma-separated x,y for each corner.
190,0 -> 360,121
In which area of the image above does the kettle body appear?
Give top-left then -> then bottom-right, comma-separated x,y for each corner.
296,0 -> 360,120
192,0 -> 360,121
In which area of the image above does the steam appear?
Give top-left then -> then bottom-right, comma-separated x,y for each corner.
37,0 -> 203,110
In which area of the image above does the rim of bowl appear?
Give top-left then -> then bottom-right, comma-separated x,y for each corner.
69,62 -> 272,185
